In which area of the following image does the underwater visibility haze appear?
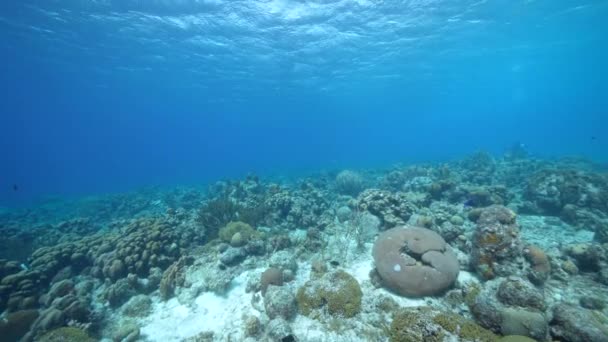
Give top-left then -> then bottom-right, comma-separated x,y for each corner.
1,1 -> 608,342
1,0 -> 607,204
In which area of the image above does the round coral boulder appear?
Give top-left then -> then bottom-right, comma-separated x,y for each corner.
372,226 -> 459,297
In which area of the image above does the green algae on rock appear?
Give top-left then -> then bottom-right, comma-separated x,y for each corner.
219,221 -> 261,243
296,269 -> 362,318
498,336 -> 537,342
471,205 -> 522,280
389,307 -> 498,342
38,327 -> 96,342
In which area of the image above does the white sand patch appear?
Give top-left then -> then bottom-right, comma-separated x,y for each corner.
295,261 -> 313,286
291,315 -> 364,342
125,238 -> 462,342
139,271 -> 255,341
376,288 -> 426,307
350,255 -> 373,285
457,270 -> 479,286
289,229 -> 308,245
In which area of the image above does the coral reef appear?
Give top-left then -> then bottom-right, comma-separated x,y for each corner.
196,196 -> 241,240
523,168 -> 608,241
266,318 -> 294,342
1,153 -> 608,341
218,221 -> 260,244
263,285 -> 297,320
335,170 -> 364,196
550,303 -> 608,342
38,327 -> 95,342
260,267 -> 284,295
159,256 -> 194,300
471,205 -> 522,279
355,189 -> 417,228
0,309 -> 39,342
265,183 -> 332,230
389,307 -> 497,342
296,270 -> 362,318
523,244 -> 551,284
468,277 -> 549,341
524,169 -> 608,216
372,226 -> 459,297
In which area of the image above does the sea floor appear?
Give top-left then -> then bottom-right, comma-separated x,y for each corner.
109,215 -> 598,342
1,152 -> 608,342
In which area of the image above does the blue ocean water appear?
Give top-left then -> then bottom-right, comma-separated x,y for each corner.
1,0 -> 606,206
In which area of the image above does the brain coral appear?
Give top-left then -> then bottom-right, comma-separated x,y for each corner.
372,226 -> 459,297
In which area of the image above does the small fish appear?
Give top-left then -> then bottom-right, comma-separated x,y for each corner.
12,184 -> 18,192
591,136 -> 596,141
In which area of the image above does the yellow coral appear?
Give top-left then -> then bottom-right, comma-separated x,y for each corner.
480,232 -> 501,245
433,313 -> 498,342
525,245 -> 550,273
218,221 -> 260,243
296,270 -> 362,318
390,308 -> 443,342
